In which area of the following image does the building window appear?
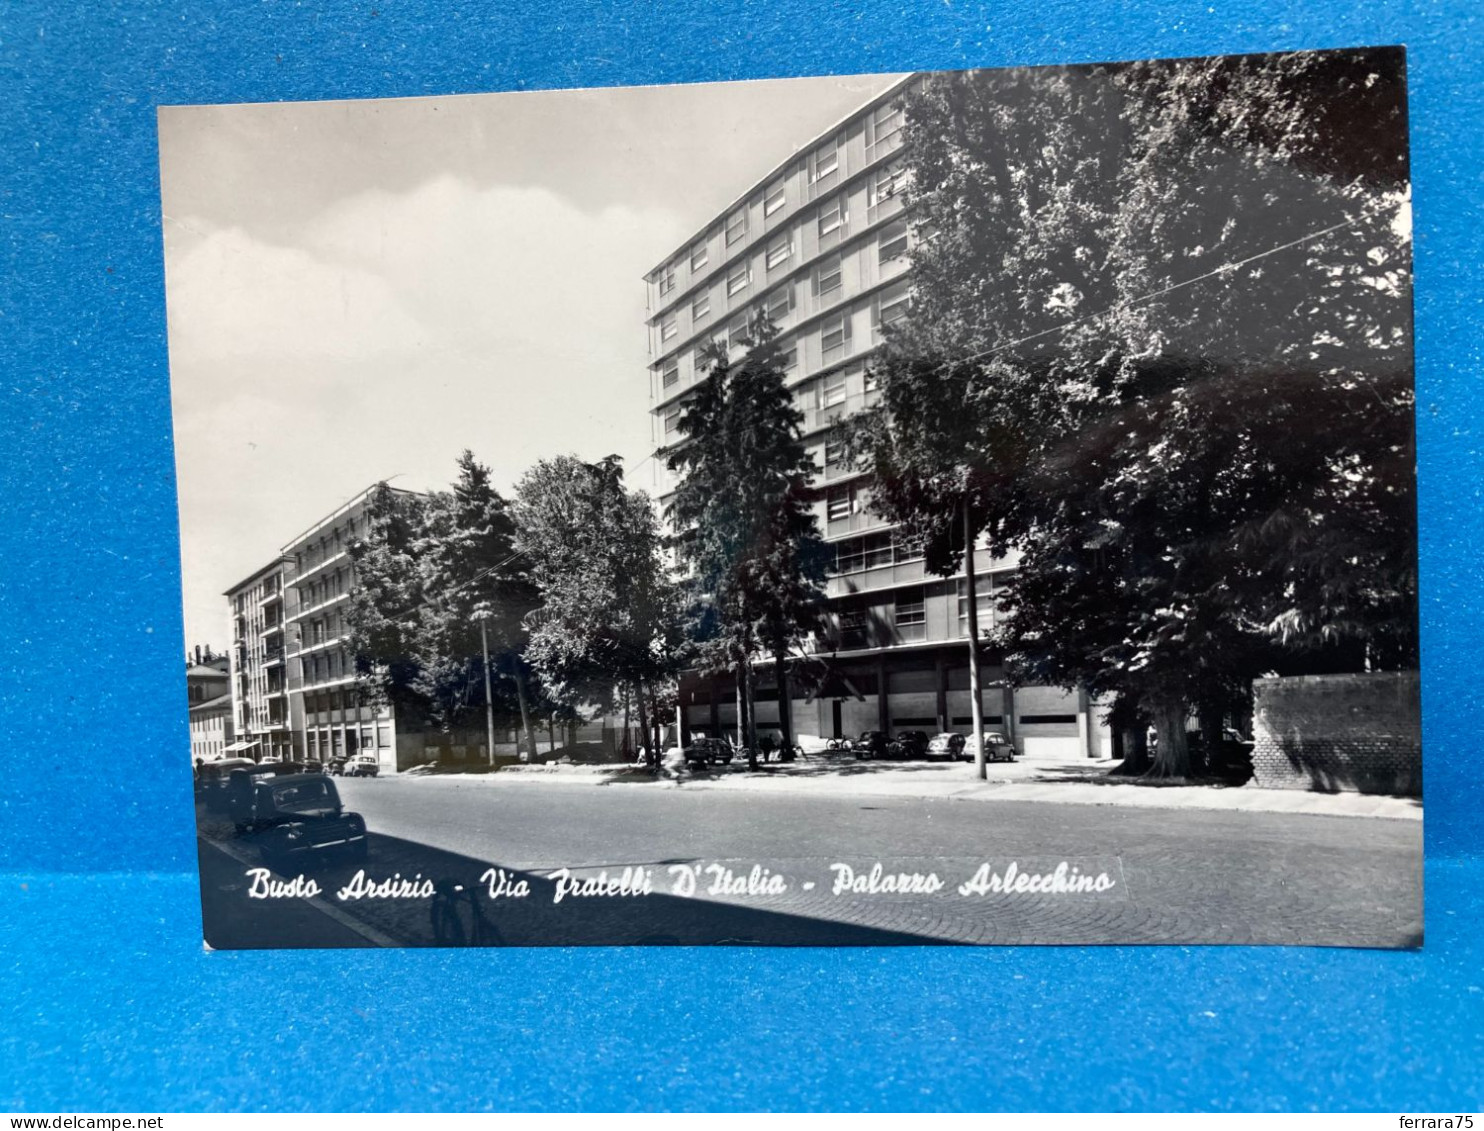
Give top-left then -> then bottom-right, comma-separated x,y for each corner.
664,404 -> 682,435
660,311 -> 678,341
866,100 -> 904,150
957,574 -> 997,627
878,219 -> 909,265
821,312 -> 852,361
823,437 -> 846,466
864,366 -> 881,393
875,281 -> 910,338
838,606 -> 868,634
691,241 -> 709,271
725,207 -> 748,247
821,369 -> 848,407
765,232 -> 792,271
727,260 -> 751,296
726,312 -> 749,353
765,286 -> 792,323
810,136 -> 840,184
870,162 -> 909,208
693,347 -> 712,379
692,291 -> 711,322
763,178 -> 786,216
895,590 -> 926,627
780,345 -> 798,373
661,357 -> 679,388
818,194 -> 848,248
826,489 -> 852,522
659,264 -> 677,296
814,253 -> 842,298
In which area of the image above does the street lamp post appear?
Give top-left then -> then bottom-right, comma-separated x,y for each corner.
479,615 -> 496,767
964,494 -> 987,782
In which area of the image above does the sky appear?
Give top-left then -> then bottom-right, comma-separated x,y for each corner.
160,72 -> 907,654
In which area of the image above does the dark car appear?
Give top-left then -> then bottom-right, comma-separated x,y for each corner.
682,736 -> 734,768
197,758 -> 259,813
891,731 -> 930,760
852,731 -> 890,760
926,733 -> 965,760
327,755 -> 350,776
229,772 -> 368,870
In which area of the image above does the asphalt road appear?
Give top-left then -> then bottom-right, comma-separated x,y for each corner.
197,775 -> 1422,950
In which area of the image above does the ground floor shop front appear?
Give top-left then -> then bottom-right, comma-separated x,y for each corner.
678,643 -> 1111,760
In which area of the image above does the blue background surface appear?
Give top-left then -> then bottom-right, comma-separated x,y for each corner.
1,0 -> 1480,1112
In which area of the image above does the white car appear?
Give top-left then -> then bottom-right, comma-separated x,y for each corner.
343,753 -> 381,778
963,732 -> 1016,763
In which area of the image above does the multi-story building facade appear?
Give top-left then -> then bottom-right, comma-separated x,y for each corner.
280,486 -> 420,774
644,75 -> 1106,759
224,559 -> 294,762
186,661 -> 233,764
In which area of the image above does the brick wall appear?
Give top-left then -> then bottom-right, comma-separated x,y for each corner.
1251,671 -> 1421,796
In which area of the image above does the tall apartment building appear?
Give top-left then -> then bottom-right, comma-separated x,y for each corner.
226,485 -> 422,772
644,75 -> 1106,758
224,558 -> 293,762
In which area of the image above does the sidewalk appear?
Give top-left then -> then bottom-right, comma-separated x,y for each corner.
411,752 -> 1423,820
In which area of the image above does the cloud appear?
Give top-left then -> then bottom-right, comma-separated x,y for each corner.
166,176 -> 688,649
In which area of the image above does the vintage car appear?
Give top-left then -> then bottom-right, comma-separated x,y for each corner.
343,753 -> 381,778
196,758 -> 259,813
681,736 -> 734,768
851,731 -> 891,760
926,732 -> 966,760
891,730 -> 930,760
963,731 -> 1017,763
228,771 -> 368,870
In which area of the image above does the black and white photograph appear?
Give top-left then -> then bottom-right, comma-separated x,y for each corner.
163,47 -> 1421,950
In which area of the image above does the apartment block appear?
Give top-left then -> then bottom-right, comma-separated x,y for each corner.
644,75 -> 1106,758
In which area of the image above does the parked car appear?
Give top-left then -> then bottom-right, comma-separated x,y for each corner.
852,731 -> 891,760
682,736 -> 734,768
926,733 -> 966,760
230,772 -> 368,870
962,731 -> 1016,763
327,755 -> 350,776
343,753 -> 381,778
197,758 -> 259,812
891,731 -> 930,760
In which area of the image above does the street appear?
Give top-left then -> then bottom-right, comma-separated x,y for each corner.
197,774 -> 1423,949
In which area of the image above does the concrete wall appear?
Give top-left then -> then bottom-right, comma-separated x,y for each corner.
1251,671 -> 1421,796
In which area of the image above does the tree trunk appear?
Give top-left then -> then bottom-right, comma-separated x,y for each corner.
1198,698 -> 1225,777
513,662 -> 538,763
547,717 -> 556,756
635,680 -> 650,767
1150,700 -> 1191,778
621,684 -> 631,758
1119,727 -> 1151,774
775,649 -> 795,760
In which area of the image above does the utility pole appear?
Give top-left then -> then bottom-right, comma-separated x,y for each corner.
964,494 -> 987,781
479,616 -> 496,767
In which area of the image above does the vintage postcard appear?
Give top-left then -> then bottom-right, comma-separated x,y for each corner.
162,47 -> 1420,949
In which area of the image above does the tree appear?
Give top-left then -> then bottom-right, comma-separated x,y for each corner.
513,454 -> 686,766
347,484 -> 433,722
415,451 -> 541,760
348,456 -> 546,761
864,49 -> 1414,777
668,311 -> 828,765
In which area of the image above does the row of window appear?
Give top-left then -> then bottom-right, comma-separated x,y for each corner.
656,100 -> 906,301
657,197 -> 910,354
659,281 -> 911,416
